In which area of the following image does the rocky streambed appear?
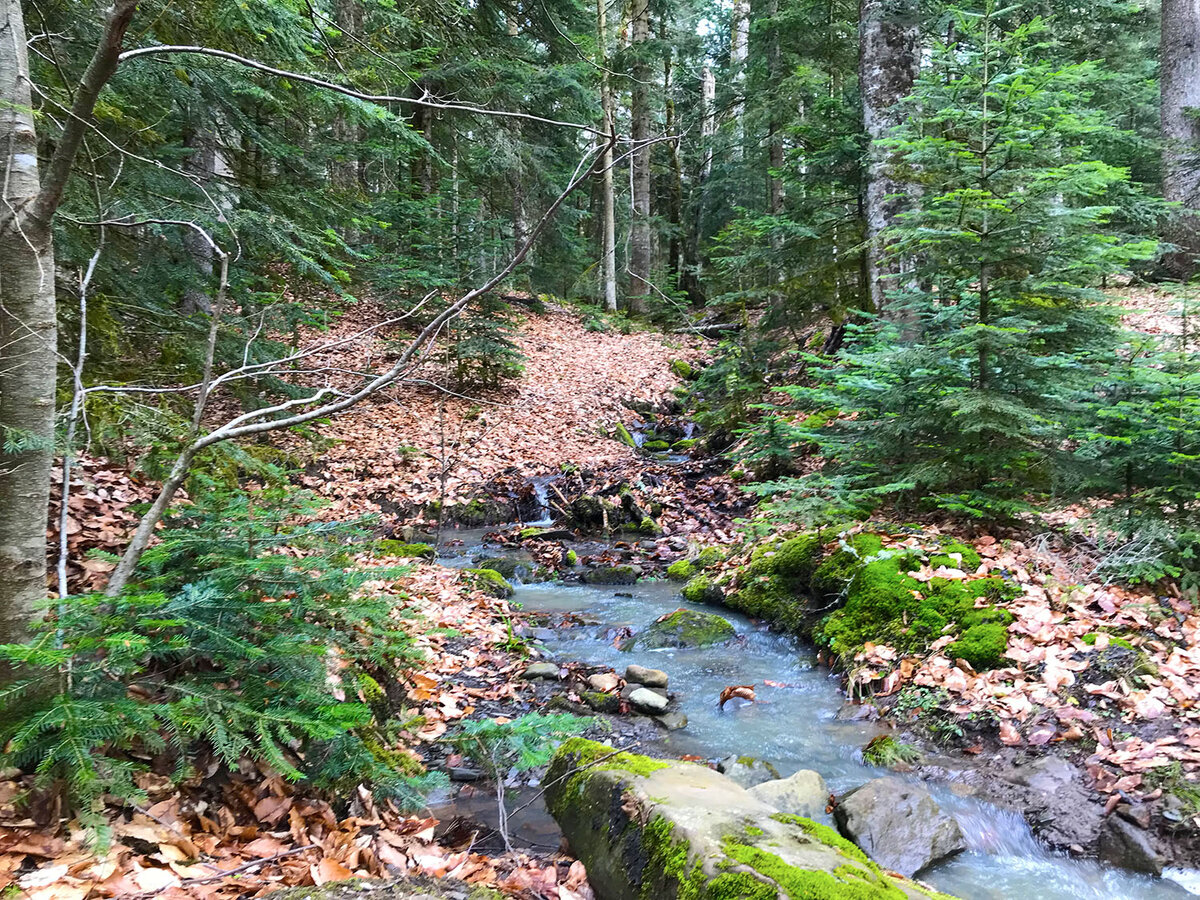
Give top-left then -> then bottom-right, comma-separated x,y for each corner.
434,528 -> 1200,899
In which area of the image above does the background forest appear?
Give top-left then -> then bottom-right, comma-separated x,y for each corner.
3,0 -> 1200,891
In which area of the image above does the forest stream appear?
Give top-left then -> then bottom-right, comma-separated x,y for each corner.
437,528 -> 1200,900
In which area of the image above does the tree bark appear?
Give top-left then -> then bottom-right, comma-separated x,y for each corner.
730,0 -> 750,160
0,0 -> 137,638
859,0 -> 919,315
331,0 -> 366,198
598,0 -> 618,311
1162,0 -> 1200,278
628,0 -> 652,315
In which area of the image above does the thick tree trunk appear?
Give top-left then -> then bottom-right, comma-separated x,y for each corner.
628,0 -> 652,315
598,0 -> 618,311
1162,0 -> 1200,278
0,0 -> 137,635
859,0 -> 919,315
0,0 -> 55,642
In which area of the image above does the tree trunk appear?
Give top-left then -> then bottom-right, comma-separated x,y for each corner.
331,0 -> 365,198
0,0 -> 55,642
662,17 -> 683,285
730,0 -> 750,160
859,0 -> 919,315
1162,0 -> 1200,278
764,0 -> 785,299
181,122 -> 218,314
598,0 -> 618,311
628,0 -> 652,315
0,0 -> 137,637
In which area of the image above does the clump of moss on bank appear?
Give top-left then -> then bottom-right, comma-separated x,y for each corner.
722,530 -> 1017,666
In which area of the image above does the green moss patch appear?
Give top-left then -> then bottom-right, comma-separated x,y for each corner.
946,623 -> 1010,670
465,567 -> 514,598
668,559 -> 698,581
374,540 -> 435,560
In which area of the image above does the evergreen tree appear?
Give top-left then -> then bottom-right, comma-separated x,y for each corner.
752,4 -> 1159,522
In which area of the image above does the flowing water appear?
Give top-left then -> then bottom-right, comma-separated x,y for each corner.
439,532 -> 1200,899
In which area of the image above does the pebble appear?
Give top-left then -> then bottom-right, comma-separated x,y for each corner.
588,672 -> 621,693
521,662 -> 560,680
654,711 -> 688,730
629,687 -> 670,714
625,664 -> 669,689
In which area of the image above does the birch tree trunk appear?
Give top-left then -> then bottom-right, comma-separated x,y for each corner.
0,0 -> 138,640
628,0 -> 652,315
598,0 -> 618,311
1162,0 -> 1200,278
859,0 -> 919,315
0,0 -> 55,644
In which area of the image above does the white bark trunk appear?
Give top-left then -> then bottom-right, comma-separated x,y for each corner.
0,0 -> 55,640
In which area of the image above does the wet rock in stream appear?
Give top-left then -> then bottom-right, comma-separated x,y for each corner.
622,608 -> 735,650
834,776 -> 966,877
716,754 -> 781,788
624,664 -> 669,689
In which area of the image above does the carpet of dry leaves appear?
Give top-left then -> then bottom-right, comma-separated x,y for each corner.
834,527 -> 1200,821
26,303 -> 704,900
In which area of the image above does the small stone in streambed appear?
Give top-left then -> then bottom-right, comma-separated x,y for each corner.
654,711 -> 688,730
1098,814 -> 1164,876
587,672 -> 621,693
520,528 -> 575,542
834,701 -> 879,722
582,565 -> 639,585
520,662 -> 559,680
625,664 -> 669,689
747,769 -> 829,818
716,755 -> 781,788
448,767 -> 483,782
628,687 -> 670,714
582,690 -> 621,713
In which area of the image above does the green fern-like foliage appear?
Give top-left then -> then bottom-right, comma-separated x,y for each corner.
0,486 -> 440,839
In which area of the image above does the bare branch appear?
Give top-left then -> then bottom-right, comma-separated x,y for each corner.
117,44 -> 608,138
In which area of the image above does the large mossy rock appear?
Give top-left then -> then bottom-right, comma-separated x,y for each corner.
833,777 -> 966,878
624,608 -> 735,650
545,739 -> 957,900
275,877 -> 501,900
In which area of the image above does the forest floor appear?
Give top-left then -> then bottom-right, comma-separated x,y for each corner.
15,292 -> 1200,899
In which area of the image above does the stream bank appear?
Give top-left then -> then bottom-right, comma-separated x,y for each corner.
418,522 -> 1199,899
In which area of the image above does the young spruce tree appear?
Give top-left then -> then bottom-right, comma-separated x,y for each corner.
755,3 -> 1157,522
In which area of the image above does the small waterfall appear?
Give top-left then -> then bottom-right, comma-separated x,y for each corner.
526,475 -> 558,527
948,797 -> 1047,859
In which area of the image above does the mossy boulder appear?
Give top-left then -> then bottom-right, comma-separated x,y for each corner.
669,358 -> 695,379
583,565 -> 639,585
374,540 -> 436,560
465,567 -> 514,598
473,556 -> 521,580
680,574 -> 724,605
624,608 -> 735,650
643,440 -> 671,452
724,533 -> 825,632
667,559 -> 698,581
544,739 -> 957,900
672,438 -> 699,451
614,423 -> 637,447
